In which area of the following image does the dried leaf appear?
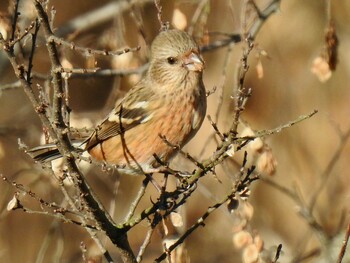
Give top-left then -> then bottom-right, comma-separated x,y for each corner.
325,20 -> 338,70
256,149 -> 277,176
241,127 -> 264,153
170,212 -> 184,227
256,59 -> 264,79
242,243 -> 259,263
162,217 -> 169,236
227,197 -> 239,213
233,230 -> 253,249
7,195 -> 22,211
311,56 -> 332,83
172,8 -> 187,30
253,234 -> 264,252
61,58 -> 73,79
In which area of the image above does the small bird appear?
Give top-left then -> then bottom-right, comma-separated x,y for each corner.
30,29 -> 207,174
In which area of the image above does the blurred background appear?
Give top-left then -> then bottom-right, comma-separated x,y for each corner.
1,0 -> 350,262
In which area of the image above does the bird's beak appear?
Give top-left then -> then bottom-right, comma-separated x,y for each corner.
183,51 -> 204,72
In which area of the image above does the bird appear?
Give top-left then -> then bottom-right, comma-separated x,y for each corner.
29,29 -> 207,175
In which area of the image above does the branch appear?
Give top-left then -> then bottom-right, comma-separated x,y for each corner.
337,222 -> 350,263
26,19 -> 40,84
154,0 -> 167,30
309,125 -> 350,211
0,64 -> 148,91
55,0 -> 154,38
200,0 -> 281,52
247,0 -> 281,38
50,35 -> 140,56
154,167 -> 258,262
136,220 -> 154,262
186,109 -> 318,189
9,0 -> 20,52
0,1 -> 138,262
124,178 -> 149,221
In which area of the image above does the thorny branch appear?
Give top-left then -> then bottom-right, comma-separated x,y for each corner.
26,19 -> 40,84
35,2 -> 136,262
50,35 -> 140,56
154,165 -> 259,262
154,0 -> 167,30
9,0 -> 20,51
1,1 -> 137,262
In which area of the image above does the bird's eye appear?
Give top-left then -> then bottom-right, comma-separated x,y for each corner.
167,57 -> 177,65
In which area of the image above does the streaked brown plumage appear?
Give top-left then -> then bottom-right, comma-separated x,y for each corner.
31,29 -> 207,174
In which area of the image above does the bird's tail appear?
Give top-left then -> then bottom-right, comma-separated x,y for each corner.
28,140 -> 86,162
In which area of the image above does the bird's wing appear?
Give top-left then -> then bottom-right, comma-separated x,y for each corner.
85,84 -> 156,150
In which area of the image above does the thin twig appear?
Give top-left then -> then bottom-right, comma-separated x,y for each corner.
199,42 -> 235,156
12,203 -> 97,229
309,125 -> 350,212
201,0 -> 281,53
272,244 -> 283,263
55,0 -> 154,38
56,174 -> 115,263
154,168 -> 257,262
9,0 -> 20,49
35,220 -> 62,263
51,35 -> 140,56
159,135 -> 205,170
120,182 -> 198,232
207,115 -> 225,141
248,0 -> 281,38
230,37 -> 254,137
70,63 -> 148,78
124,178 -> 150,222
26,19 -> 40,84
261,176 -> 327,243
0,64 -> 148,91
136,220 -> 155,262
291,248 -> 321,263
337,222 -> 350,263
253,110 -> 319,139
154,0 -> 167,30
186,109 -> 318,194
0,80 -> 22,91
188,0 -> 210,35
9,20 -> 36,47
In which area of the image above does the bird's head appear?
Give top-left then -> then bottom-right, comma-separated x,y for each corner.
148,29 -> 204,86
